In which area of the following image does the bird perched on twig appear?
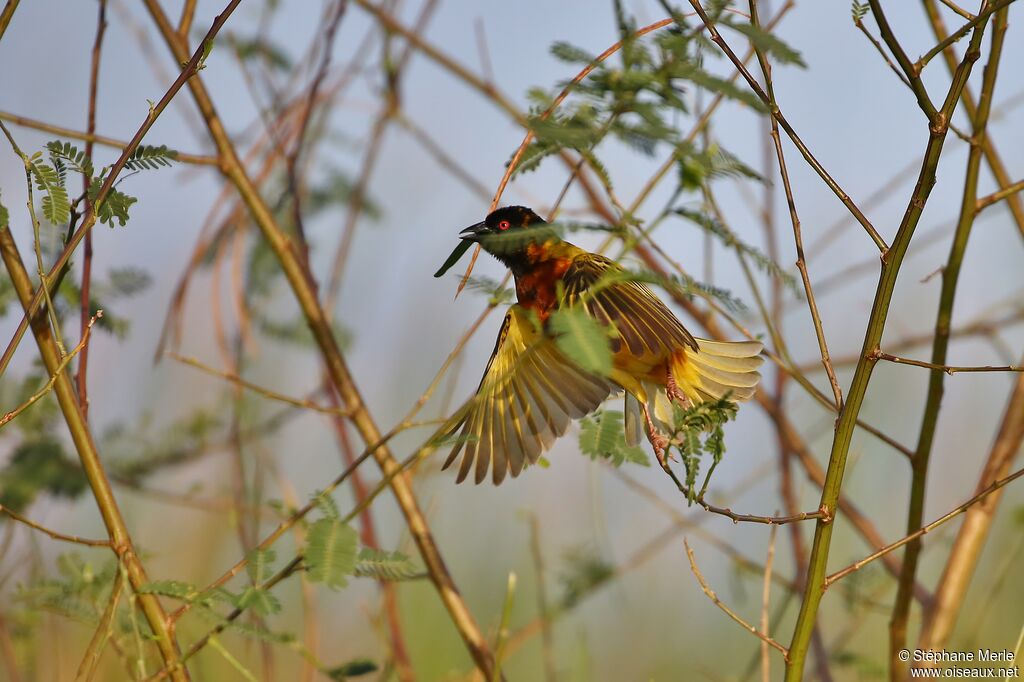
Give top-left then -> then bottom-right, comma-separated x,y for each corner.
436,206 -> 763,485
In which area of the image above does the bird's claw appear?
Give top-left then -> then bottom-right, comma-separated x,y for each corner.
665,370 -> 690,407
651,433 -> 671,467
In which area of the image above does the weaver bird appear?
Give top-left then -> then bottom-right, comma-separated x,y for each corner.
439,206 -> 763,485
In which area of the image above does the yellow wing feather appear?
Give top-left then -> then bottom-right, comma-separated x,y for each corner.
444,306 -> 615,484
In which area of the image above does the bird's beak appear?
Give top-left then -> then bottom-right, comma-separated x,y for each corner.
459,221 -> 490,242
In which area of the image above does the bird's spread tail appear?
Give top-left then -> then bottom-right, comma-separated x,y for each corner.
674,337 -> 764,403
624,337 -> 763,446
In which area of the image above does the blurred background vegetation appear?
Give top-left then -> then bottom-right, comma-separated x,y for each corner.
0,0 -> 1021,680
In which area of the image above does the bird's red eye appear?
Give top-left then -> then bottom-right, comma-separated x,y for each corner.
498,220 -> 511,231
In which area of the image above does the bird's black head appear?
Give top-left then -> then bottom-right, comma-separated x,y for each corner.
459,206 -> 545,242
458,206 -> 555,274
433,206 -> 554,279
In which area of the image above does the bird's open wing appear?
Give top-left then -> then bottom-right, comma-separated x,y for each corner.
562,252 -> 698,357
444,305 -> 615,485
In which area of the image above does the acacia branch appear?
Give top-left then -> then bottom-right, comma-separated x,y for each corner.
825,463 -> 1024,588
888,8 -> 1010,674
168,353 -> 351,417
866,0 -> 938,118
698,497 -> 830,526
0,113 -> 221,162
76,0 -> 107,419
139,1 -> 496,675
873,351 -> 1021,374
977,177 -> 1024,211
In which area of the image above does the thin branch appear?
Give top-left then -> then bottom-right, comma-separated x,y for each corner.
937,0 -> 975,19
76,0 -> 108,419
915,0 -> 1017,71
75,568 -> 125,682
0,312 -> 103,429
491,573 -> 517,682
872,351 -> 1021,374
685,540 -> 789,662
0,504 -> 111,547
802,306 -> 1024,371
177,0 -> 196,38
526,514 -> 556,682
284,0 -> 347,257
168,353 -> 351,417
977,177 -> 1024,212
854,18 -> 911,88
0,111 -> 218,166
697,497 -> 830,526
749,0 -> 843,411
866,0 -> 938,117
825,464 -> 1024,587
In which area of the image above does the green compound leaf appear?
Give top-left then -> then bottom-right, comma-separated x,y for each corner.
235,586 -> 282,616
46,140 -> 94,178
124,144 -> 178,171
725,21 -> 806,68
305,519 -> 358,589
87,177 -> 137,228
353,549 -> 420,581
578,410 -> 649,467
549,307 -> 614,376
29,158 -> 69,225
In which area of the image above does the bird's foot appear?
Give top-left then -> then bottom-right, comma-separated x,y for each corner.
641,402 -> 673,466
665,370 -> 690,408
650,432 -> 671,467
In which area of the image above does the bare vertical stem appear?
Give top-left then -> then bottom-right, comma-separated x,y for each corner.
779,6 -> 992,675
76,0 -> 107,418
888,8 -> 1009,678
